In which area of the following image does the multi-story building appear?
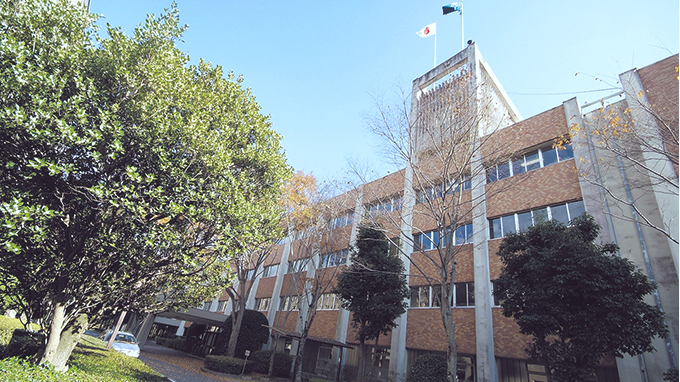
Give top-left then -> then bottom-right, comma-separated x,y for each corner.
151,44 -> 678,382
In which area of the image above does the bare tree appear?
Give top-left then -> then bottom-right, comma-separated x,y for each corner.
359,60 -> 529,381
274,171 -> 355,382
225,234 -> 282,358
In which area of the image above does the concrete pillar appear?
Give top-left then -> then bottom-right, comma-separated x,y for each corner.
175,321 -> 186,336
136,313 -> 156,348
471,149 -> 497,382
468,43 -> 498,382
388,164 -> 415,382
334,187 -> 365,378
620,68 -> 679,276
265,239 -> 291,350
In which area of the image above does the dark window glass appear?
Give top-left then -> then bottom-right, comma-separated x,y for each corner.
410,287 -> 420,307
558,143 -> 574,161
430,231 -> 439,249
467,283 -> 475,306
533,208 -> 548,224
465,224 -> 473,243
502,215 -> 516,235
512,158 -> 525,175
455,225 -> 466,245
550,204 -> 569,224
490,218 -> 502,239
524,151 -> 540,171
497,162 -> 511,180
542,147 -> 558,166
461,177 -> 471,191
432,286 -> 442,307
568,200 -> 586,221
486,167 -> 497,183
413,234 -> 422,251
517,211 -> 533,232
455,283 -> 468,306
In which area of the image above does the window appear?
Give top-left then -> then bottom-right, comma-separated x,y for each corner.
331,211 -> 354,229
279,295 -> 300,311
489,200 -> 586,239
255,297 -> 271,311
486,143 -> 575,183
410,286 -> 432,307
216,300 -> 228,312
366,196 -> 402,217
416,175 -> 471,204
263,264 -> 279,278
319,249 -> 348,268
316,293 -> 340,310
409,284 -> 474,307
454,224 -> 473,245
414,224 -> 473,251
287,259 -> 309,273
454,282 -> 475,307
491,281 -> 501,307
202,301 -> 212,311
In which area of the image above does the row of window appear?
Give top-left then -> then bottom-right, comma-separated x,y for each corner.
486,143 -> 574,183
287,259 -> 309,273
319,249 -> 348,269
489,200 -> 585,239
416,175 -> 472,204
263,264 -> 279,278
413,223 -> 473,251
331,212 -> 354,230
366,195 -> 403,217
410,282 -> 475,308
279,295 -> 300,311
316,293 -> 341,310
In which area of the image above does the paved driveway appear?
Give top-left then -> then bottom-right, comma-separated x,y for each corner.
140,343 -> 239,382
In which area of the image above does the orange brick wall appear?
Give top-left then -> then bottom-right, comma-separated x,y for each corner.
405,308 -> 476,354
486,160 -> 582,218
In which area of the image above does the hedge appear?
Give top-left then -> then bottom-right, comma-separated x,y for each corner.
204,355 -> 253,375
249,349 -> 293,377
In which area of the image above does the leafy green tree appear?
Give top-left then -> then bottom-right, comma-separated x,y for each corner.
0,0 -> 289,370
335,223 -> 409,382
493,214 -> 668,382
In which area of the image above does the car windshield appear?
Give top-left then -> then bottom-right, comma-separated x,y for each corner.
115,334 -> 136,343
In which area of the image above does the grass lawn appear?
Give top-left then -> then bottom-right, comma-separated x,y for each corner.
0,315 -> 169,382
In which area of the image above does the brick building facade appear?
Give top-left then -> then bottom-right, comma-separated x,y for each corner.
159,45 -> 678,382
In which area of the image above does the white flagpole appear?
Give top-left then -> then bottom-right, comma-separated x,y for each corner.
434,21 -> 437,68
461,1 -> 464,50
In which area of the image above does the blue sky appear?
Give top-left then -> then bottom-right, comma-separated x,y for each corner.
90,1 -> 678,183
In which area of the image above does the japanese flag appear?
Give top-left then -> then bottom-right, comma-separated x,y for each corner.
416,22 -> 436,38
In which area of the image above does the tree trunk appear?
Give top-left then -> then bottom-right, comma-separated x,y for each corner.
293,336 -> 307,382
226,301 -> 246,357
107,311 -> 127,349
538,337 -> 553,382
38,310 -> 89,372
38,297 -> 67,370
268,334 -> 280,377
357,338 -> 366,382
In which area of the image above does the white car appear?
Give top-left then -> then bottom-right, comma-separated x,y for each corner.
102,331 -> 140,358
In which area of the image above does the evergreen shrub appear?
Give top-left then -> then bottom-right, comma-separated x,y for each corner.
406,354 -> 448,382
249,349 -> 293,377
204,355 -> 253,374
